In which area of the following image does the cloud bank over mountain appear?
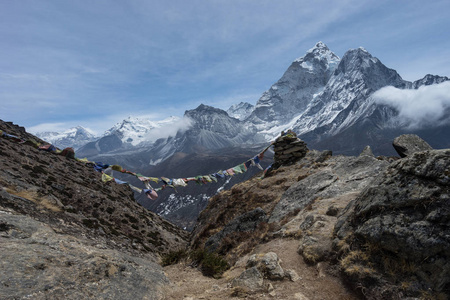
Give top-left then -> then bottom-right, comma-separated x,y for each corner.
143,117 -> 193,142
374,81 -> 450,128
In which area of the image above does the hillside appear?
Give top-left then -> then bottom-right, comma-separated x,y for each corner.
0,120 -> 188,299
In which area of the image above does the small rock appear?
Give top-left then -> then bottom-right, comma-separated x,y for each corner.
316,262 -> 326,278
266,282 -> 274,292
245,252 -> 285,280
284,269 -> 301,282
325,205 -> 339,217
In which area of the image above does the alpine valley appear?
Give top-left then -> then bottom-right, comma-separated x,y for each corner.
36,42 -> 450,230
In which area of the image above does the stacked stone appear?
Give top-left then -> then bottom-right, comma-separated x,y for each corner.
272,133 -> 308,168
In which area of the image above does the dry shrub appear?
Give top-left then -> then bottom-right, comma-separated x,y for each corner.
190,249 -> 230,278
161,249 -> 188,266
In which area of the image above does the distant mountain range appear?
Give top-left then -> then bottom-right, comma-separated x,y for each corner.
35,41 -> 450,229
35,126 -> 97,151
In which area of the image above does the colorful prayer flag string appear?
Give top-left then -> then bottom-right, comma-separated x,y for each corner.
1,130 -> 274,200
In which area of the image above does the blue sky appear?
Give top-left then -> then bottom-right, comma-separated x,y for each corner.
1,0 -> 449,135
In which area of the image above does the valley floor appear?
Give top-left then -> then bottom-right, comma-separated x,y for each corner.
162,239 -> 359,300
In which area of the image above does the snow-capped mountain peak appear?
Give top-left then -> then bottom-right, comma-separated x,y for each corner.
296,41 -> 340,70
35,126 -> 97,150
247,41 -> 340,127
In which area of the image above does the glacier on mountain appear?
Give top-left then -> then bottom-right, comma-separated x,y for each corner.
105,115 -> 186,146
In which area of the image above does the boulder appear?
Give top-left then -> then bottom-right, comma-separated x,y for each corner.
231,267 -> 264,291
392,134 -> 433,158
246,252 -> 285,280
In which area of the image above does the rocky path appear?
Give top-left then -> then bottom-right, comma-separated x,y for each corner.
162,239 -> 359,300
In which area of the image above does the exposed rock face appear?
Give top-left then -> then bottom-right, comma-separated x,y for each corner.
269,154 -> 389,223
0,212 -> 168,300
392,133 -> 433,157
0,120 -> 189,299
334,149 -> 450,299
190,150 -> 336,259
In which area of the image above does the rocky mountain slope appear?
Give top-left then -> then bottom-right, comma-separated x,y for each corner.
2,119 -> 448,299
0,120 -> 188,299
247,41 -> 340,128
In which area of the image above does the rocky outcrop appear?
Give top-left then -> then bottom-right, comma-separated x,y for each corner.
269,154 -> 389,223
190,150 -> 335,260
392,134 -> 433,157
334,149 -> 450,299
231,252 -> 299,292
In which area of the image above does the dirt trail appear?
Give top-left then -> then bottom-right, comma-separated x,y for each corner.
162,239 -> 360,299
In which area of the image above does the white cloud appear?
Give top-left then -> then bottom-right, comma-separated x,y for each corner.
373,81 -> 450,128
27,122 -> 69,134
144,116 -> 193,142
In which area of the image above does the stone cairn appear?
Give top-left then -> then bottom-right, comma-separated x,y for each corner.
272,131 -> 308,169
